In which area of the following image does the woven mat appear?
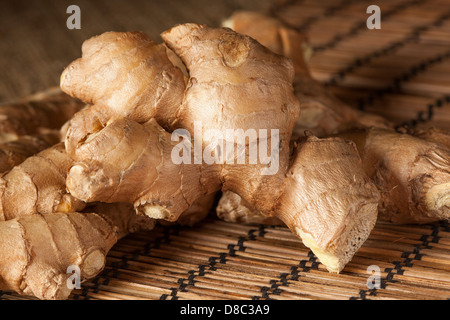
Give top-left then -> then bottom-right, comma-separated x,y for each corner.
1,0 -> 450,300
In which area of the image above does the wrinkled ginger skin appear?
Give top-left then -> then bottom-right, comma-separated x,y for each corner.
60,31 -> 186,133
337,128 -> 450,224
66,118 -> 220,221
218,11 -> 449,225
0,203 -> 154,300
0,143 -> 85,221
63,25 -> 380,273
160,23 -> 300,215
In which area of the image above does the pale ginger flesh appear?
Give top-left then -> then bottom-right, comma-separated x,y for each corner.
60,25 -> 380,274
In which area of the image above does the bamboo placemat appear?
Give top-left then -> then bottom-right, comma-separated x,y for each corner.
1,0 -> 450,300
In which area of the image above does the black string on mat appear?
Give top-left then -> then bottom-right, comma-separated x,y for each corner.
269,0 -> 358,33
350,221 -> 449,300
325,11 -> 450,87
252,250 -> 319,300
71,225 -> 178,300
159,225 -> 268,301
310,0 -> 426,53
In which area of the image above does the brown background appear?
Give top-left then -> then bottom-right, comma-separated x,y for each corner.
0,0 -> 272,104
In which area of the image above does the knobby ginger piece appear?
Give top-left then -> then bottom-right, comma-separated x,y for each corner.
338,128 -> 450,224
0,143 -> 85,221
61,25 -> 380,273
217,11 -> 449,225
60,31 -> 186,159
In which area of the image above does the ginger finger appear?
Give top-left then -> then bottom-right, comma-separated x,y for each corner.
60,31 -> 185,132
0,202 -> 154,300
277,135 -> 379,272
337,128 -> 450,224
0,143 -> 85,221
66,118 -> 220,220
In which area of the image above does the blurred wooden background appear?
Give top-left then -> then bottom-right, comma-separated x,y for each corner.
0,0 -> 272,104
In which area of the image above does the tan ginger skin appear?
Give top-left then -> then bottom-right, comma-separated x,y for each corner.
0,139 -> 211,300
217,11 -> 450,226
58,26 -> 380,274
0,40 -> 215,299
0,143 -> 86,220
0,202 -> 154,300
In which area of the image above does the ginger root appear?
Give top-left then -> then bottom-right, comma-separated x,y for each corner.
0,143 -> 85,221
60,25 -> 380,273
217,11 -> 450,226
337,128 -> 450,223
0,202 -> 154,300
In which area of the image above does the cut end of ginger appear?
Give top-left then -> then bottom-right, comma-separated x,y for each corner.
295,227 -> 342,273
142,204 -> 171,220
81,249 -> 106,278
426,182 -> 450,219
